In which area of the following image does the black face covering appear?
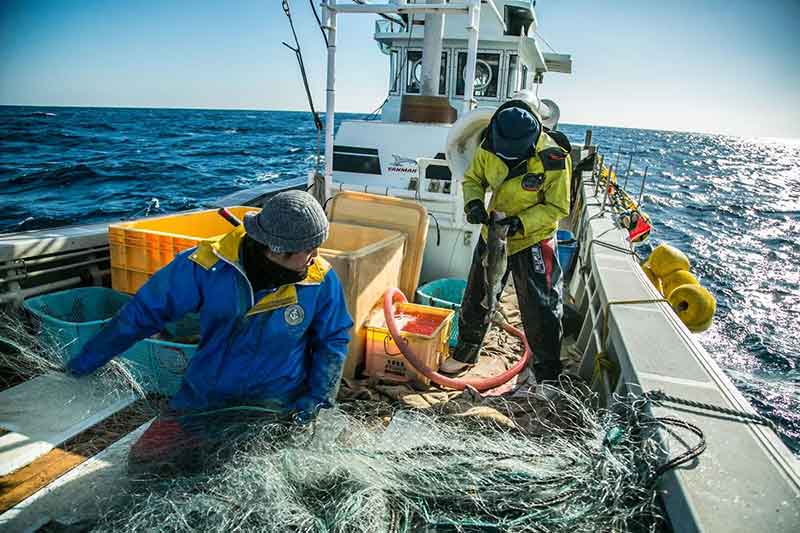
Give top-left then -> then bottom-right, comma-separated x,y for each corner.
241,235 -> 308,294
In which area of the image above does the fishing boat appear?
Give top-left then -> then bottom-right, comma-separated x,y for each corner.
0,1 -> 798,531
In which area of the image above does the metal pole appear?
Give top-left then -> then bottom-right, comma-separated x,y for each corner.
462,0 -> 481,114
623,154 -> 633,190
584,129 -> 592,149
323,0 -> 337,201
421,0 -> 445,97
637,165 -> 649,206
594,154 -> 604,195
601,165 -> 612,211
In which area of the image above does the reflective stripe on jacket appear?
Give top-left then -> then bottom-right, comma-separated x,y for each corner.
68,225 -> 353,413
462,131 -> 571,256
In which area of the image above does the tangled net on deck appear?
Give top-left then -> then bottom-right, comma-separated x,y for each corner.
82,383 -> 673,533
1,312 -> 679,532
0,311 -> 148,399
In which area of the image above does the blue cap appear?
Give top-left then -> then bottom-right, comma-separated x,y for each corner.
492,107 -> 540,160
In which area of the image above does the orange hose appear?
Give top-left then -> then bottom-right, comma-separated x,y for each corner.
383,288 -> 532,392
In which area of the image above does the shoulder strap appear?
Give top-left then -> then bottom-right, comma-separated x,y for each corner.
540,147 -> 568,171
546,129 -> 572,153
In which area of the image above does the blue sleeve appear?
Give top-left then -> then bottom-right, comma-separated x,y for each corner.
293,269 -> 353,417
67,251 -> 203,376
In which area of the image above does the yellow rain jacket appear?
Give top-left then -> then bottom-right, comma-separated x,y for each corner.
463,130 -> 571,256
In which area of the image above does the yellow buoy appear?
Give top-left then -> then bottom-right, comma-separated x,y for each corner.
668,284 -> 716,332
640,262 -> 663,294
661,270 -> 699,298
646,244 -> 691,278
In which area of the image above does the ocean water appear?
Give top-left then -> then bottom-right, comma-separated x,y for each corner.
1,106 -> 798,453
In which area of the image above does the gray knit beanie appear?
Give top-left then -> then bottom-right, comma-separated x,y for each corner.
243,190 -> 329,253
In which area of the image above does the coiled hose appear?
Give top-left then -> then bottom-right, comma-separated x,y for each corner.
382,288 -> 531,392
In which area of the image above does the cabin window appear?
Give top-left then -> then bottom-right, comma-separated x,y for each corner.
389,50 -> 400,94
405,50 -> 448,95
506,54 -> 519,97
456,52 -> 500,98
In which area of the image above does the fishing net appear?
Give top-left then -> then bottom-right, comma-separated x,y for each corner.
0,309 -> 686,533
51,382 -> 669,533
0,312 -> 148,399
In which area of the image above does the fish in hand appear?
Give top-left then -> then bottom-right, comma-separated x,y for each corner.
481,211 -> 509,311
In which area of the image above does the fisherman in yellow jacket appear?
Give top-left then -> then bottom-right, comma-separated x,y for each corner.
440,101 -> 571,383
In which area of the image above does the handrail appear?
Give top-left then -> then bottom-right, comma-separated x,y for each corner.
331,3 -> 470,15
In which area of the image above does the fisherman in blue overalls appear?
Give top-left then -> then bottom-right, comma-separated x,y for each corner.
440,101 -> 571,384
68,190 -> 353,472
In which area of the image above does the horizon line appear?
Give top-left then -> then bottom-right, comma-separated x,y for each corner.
1,103 -> 797,141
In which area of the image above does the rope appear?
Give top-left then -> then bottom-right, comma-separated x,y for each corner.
533,29 -> 557,53
126,198 -> 161,220
176,405 -> 286,420
591,299 -> 669,392
601,299 -> 669,349
645,389 -> 777,430
592,297 -> 769,432
366,12 -> 416,121
642,416 -> 707,487
353,0 -> 406,28
591,351 -> 617,390
307,0 -> 329,47
577,238 -> 642,276
281,0 -> 323,133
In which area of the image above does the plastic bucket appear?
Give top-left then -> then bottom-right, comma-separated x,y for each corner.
24,287 -> 132,362
415,278 -> 467,347
365,302 -> 453,386
140,314 -> 201,396
24,287 -> 200,395
557,230 -> 577,276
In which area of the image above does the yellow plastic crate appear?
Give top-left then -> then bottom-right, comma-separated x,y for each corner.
109,207 -> 259,294
364,302 -> 453,386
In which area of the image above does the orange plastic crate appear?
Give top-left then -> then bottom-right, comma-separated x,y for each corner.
109,207 -> 259,294
364,302 -> 453,386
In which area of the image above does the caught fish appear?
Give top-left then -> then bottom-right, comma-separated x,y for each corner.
481,212 -> 509,310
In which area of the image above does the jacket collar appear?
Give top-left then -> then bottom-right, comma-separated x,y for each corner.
189,225 -> 245,269
478,131 -> 561,175
189,227 -> 332,315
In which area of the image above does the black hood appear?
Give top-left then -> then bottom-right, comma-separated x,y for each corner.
481,99 -> 540,158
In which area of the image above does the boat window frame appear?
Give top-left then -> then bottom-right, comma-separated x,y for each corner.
453,49 -> 503,101
402,47 -> 449,96
521,64 -> 530,91
505,52 -> 520,98
389,49 -> 401,95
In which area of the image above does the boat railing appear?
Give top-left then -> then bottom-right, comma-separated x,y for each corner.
375,19 -> 406,35
568,146 -> 800,532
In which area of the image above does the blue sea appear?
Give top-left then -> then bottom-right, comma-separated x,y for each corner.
1,106 -> 798,453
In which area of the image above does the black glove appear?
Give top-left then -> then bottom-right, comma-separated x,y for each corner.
497,216 -> 524,236
465,200 -> 489,225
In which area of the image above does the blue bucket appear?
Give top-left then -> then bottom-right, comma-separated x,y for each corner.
24,287 -> 132,362
139,314 -> 201,396
24,287 -> 200,395
557,229 -> 577,276
415,278 -> 467,347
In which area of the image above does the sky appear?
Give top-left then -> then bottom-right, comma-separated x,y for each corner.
0,0 -> 798,138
